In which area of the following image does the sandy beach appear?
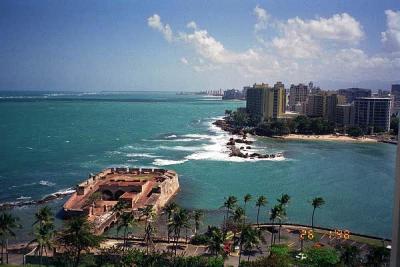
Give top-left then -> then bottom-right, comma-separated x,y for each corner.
277,134 -> 378,143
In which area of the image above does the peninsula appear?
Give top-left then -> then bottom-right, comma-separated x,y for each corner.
63,167 -> 179,234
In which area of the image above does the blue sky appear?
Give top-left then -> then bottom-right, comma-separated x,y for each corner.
0,1 -> 399,91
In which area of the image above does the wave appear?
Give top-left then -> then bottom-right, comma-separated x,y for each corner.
16,196 -> 31,200
39,180 -> 56,186
152,159 -> 188,166
126,153 -> 159,158
159,145 -> 200,152
52,187 -> 75,195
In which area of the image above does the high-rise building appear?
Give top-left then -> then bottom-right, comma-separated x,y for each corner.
305,92 -> 345,121
336,104 -> 353,127
353,97 -> 391,133
338,88 -> 371,103
246,82 -> 285,121
289,84 -> 309,111
391,84 -> 400,114
306,94 -> 325,117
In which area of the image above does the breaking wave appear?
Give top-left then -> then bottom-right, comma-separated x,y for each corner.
39,180 -> 56,187
152,159 -> 188,166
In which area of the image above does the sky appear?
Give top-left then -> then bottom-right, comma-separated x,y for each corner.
0,0 -> 399,91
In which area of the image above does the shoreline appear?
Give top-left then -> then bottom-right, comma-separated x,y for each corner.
213,118 -> 384,144
275,134 -> 378,143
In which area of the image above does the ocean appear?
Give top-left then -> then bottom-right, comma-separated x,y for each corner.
0,91 -> 396,241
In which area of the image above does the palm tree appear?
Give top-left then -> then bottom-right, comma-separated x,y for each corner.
277,194 -> 290,207
57,216 -> 103,267
255,196 -> 267,226
311,197 -> 325,229
117,212 -> 136,251
30,223 -> 55,266
269,206 -> 279,245
192,210 -> 204,236
33,206 -> 54,228
232,207 -> 245,244
0,213 -> 21,264
141,206 -> 155,254
223,196 -> 237,234
31,206 -> 55,266
243,194 -> 252,224
163,202 -> 177,243
112,199 -> 128,217
169,207 -> 190,256
275,205 -> 286,243
206,227 -> 225,257
240,225 -> 265,262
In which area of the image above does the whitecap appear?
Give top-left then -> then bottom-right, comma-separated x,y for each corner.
126,153 -> 159,158
16,196 -> 31,200
152,159 -> 188,166
39,180 -> 56,187
159,145 -> 200,152
165,135 -> 177,139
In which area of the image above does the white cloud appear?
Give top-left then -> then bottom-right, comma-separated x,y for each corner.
147,14 -> 173,42
381,10 -> 400,52
254,5 -> 269,32
180,57 -> 189,65
186,21 -> 197,30
147,10 -> 399,86
271,13 -> 364,59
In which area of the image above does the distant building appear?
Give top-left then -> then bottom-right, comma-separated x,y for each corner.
336,104 -> 353,127
242,86 -> 251,99
338,88 -> 371,104
306,94 -> 325,117
222,89 -> 244,100
289,84 -> 309,111
353,97 -> 391,133
246,82 -> 285,120
305,92 -> 345,121
391,84 -> 400,114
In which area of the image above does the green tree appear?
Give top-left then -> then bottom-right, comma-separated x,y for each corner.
337,244 -> 361,266
169,207 -> 190,256
206,227 -> 225,258
366,246 -> 390,266
311,197 -> 325,229
303,247 -> 340,267
347,126 -> 363,137
117,212 -> 136,251
232,110 -> 250,127
163,202 -> 178,243
192,210 -> 204,236
277,194 -> 290,207
31,206 -> 55,266
255,196 -> 267,226
33,206 -> 54,228
141,206 -> 155,254
243,194 -> 252,224
391,115 -> 399,135
0,213 -> 21,264
240,225 -> 264,263
223,196 -> 238,235
57,216 -> 103,267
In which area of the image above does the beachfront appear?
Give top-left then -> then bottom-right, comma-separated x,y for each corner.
277,134 -> 378,143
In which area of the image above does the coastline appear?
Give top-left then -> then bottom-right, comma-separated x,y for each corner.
214,118 -> 382,144
275,134 -> 378,143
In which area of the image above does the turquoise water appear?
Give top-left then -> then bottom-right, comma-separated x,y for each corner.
0,91 -> 396,240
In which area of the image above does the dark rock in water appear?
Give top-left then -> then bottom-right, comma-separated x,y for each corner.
250,153 -> 261,157
240,147 -> 244,150
246,146 -> 251,149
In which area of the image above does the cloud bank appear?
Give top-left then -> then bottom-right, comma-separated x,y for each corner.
148,8 -> 400,87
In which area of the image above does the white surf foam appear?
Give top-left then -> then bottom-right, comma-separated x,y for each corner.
152,159 -> 188,166
126,153 -> 159,158
16,196 -> 31,200
39,180 -> 56,186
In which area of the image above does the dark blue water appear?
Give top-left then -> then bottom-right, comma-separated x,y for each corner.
0,91 -> 396,240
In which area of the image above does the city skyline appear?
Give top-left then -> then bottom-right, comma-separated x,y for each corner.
0,0 -> 399,92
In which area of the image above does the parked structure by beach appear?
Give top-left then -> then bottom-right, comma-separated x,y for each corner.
63,167 -> 179,234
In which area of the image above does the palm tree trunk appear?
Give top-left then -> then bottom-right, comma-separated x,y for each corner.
270,220 -> 274,246
5,239 -> 8,264
311,207 -> 316,229
73,249 -> 81,267
1,240 -> 3,264
256,206 -> 260,226
278,222 -> 282,243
